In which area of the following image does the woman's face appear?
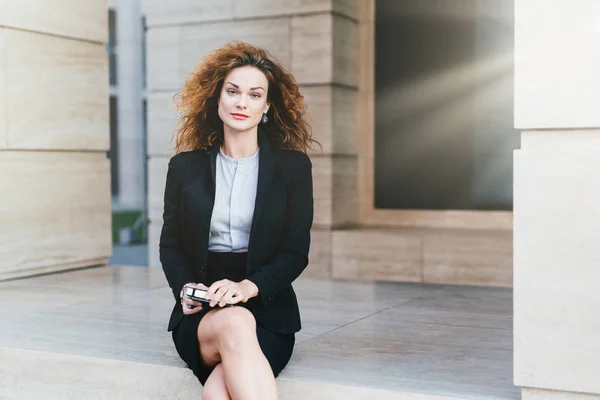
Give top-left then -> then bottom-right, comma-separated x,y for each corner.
218,66 -> 270,134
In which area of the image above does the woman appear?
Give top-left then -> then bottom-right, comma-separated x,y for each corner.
160,41 -> 318,400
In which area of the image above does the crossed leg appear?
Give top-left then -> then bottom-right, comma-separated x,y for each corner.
197,307 -> 278,400
202,363 -> 229,400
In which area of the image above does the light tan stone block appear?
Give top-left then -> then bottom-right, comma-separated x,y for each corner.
356,8 -> 374,92
302,86 -> 333,154
515,1 -> 600,129
0,0 -> 107,43
0,152 -> 111,278
0,28 -> 6,149
147,156 -> 169,223
292,14 -> 332,84
292,14 -> 357,86
423,229 -> 512,287
332,229 -> 422,282
147,92 -> 178,157
180,18 -> 291,77
148,220 -> 162,268
305,229 -> 332,279
332,14 -> 357,88
303,85 -> 357,156
356,0 -> 374,22
311,156 -> 332,227
146,27 -> 181,91
309,157 -> 332,227
333,0 -> 358,20
332,86 -> 357,154
514,145 -> 600,394
331,156 -> 357,226
148,20 -> 292,91
143,0 -> 234,27
523,388 -> 600,400
5,30 -> 108,151
232,0 -> 333,19
311,155 -> 357,228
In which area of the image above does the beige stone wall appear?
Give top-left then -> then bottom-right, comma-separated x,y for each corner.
514,0 -> 600,398
144,0 -> 359,278
0,0 -> 111,280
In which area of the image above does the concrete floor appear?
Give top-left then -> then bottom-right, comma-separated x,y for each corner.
0,265 -> 518,399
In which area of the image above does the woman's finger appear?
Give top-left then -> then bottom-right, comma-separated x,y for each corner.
183,296 -> 203,308
206,280 -> 230,299
208,285 -> 229,307
227,292 -> 244,305
218,287 -> 239,307
183,303 -> 203,315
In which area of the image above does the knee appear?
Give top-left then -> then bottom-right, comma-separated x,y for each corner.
215,309 -> 256,352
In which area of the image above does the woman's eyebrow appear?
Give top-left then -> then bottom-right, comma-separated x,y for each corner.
225,82 -> 265,91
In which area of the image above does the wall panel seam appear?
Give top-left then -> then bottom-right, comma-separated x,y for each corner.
0,25 -> 106,45
1,27 -> 6,149
147,11 -> 336,30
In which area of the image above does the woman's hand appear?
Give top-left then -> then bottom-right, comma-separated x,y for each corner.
205,279 -> 259,308
181,283 -> 209,315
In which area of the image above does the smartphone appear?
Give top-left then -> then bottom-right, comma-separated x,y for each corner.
184,287 -> 235,307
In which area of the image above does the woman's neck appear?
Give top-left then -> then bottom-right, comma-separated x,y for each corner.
221,127 -> 259,159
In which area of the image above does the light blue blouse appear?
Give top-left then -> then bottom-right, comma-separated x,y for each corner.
208,148 -> 260,252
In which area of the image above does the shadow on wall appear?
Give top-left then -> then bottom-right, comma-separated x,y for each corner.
374,0 -> 517,211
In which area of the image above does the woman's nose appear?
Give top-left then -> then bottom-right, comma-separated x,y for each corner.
236,97 -> 247,109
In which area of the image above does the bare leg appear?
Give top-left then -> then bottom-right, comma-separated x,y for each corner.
197,308 -> 277,400
202,363 -> 231,400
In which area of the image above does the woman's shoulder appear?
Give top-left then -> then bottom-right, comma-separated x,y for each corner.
167,149 -> 209,179
274,148 -> 312,170
169,148 -> 208,166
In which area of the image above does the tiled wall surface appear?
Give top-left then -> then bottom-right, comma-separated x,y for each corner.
0,0 -> 111,280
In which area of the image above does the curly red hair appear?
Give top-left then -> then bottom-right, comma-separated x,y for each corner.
171,41 -> 320,154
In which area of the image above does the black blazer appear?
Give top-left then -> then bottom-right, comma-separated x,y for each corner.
159,130 -> 314,334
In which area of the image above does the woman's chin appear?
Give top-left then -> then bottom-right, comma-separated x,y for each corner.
224,120 -> 257,133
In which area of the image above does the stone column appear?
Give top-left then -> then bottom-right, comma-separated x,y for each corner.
0,1 -> 111,280
514,1 -> 600,398
143,0 -> 359,277
116,0 -> 145,210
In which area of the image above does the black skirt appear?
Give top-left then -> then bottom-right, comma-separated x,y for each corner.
171,252 -> 295,385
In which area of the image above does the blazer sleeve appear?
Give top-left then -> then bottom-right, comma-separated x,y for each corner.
246,153 -> 314,306
159,155 -> 195,302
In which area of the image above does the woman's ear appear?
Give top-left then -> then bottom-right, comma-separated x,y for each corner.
264,103 -> 270,114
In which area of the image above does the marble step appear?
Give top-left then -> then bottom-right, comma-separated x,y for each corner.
0,347 -> 460,400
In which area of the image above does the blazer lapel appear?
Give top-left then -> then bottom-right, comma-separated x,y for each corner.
248,129 -> 274,254
209,139 -> 219,188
